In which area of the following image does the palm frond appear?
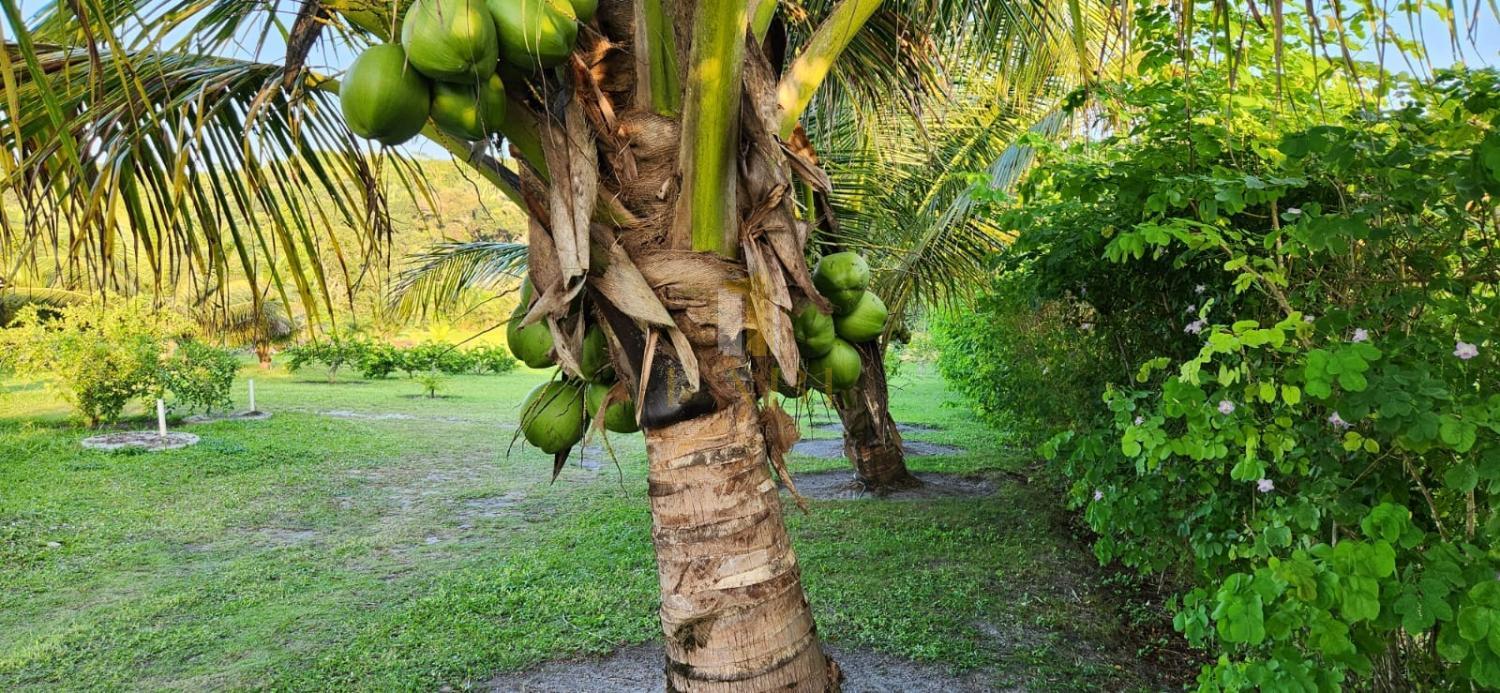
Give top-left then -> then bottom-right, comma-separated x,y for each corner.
0,34 -> 415,327
387,239 -> 529,322
808,49 -> 1081,326
0,284 -> 90,324
195,296 -> 299,346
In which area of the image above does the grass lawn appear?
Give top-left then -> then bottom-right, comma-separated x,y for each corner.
0,361 -> 1170,690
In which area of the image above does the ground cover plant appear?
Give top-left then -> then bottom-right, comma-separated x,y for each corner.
939,6 -> 1499,689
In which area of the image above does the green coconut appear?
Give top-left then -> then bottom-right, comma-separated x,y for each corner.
401,0 -> 499,82
340,44 -> 432,145
520,380 -> 586,453
805,338 -> 861,393
568,0 -> 596,21
579,324 -> 613,383
506,310 -> 555,368
813,252 -> 870,296
429,74 -> 507,140
827,288 -> 865,315
833,291 -> 887,343
791,301 -> 836,357
586,382 -> 639,433
517,276 -> 535,306
488,0 -> 578,70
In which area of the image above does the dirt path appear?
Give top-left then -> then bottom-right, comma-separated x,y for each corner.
481,644 -> 1009,692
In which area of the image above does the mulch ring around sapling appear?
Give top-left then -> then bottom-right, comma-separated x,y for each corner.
182,411 -> 272,425
81,431 -> 200,452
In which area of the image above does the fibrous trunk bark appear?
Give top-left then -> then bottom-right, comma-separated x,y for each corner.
256,342 -> 273,369
646,391 -> 836,691
834,340 -> 920,494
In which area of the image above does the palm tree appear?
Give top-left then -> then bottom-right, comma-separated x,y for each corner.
1,0 -> 1099,687
382,37 -> 1091,495
804,60 -> 1081,491
195,295 -> 299,367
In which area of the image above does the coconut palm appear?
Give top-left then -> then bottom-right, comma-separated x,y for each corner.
797,59 -> 1081,491
195,296 -> 299,367
385,72 -> 1076,494
1,0 -> 1103,687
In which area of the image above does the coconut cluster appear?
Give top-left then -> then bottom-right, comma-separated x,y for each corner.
784,252 -> 889,395
508,280 -> 638,455
339,0 -> 591,146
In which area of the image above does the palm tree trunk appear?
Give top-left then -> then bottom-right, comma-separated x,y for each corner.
255,342 -> 273,369
643,348 -> 836,691
834,340 -> 920,494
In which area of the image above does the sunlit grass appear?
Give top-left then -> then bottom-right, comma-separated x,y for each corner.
0,361 -> 1154,690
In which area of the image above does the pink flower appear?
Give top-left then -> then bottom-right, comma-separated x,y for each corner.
1134,416 -> 1145,426
1256,478 -> 1274,493
1093,489 -> 1104,502
1194,284 -> 1207,294
1186,304 -> 1197,314
1351,328 -> 1370,343
1328,412 -> 1351,430
1218,400 -> 1236,415
1185,319 -> 1207,335
1455,341 -> 1479,361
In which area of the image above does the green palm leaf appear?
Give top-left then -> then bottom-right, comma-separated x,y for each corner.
0,284 -> 90,324
387,239 -> 529,321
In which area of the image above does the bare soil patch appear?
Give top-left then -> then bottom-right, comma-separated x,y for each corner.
785,471 -> 996,501
812,421 -> 942,434
791,438 -> 963,459
479,644 -> 1007,692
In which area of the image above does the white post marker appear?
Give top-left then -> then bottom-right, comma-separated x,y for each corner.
156,398 -> 167,438
248,379 -> 257,413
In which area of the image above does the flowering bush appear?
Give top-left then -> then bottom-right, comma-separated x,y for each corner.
942,9 -> 1498,689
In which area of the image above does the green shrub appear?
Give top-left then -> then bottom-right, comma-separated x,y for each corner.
399,342 -> 472,377
161,340 -> 240,414
940,8 -> 1499,689
413,370 -> 446,398
283,337 -> 371,381
358,343 -> 405,379
0,300 -> 190,426
466,345 -> 518,375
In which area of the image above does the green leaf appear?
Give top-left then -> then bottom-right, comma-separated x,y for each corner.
1439,416 -> 1478,453
1281,384 -> 1301,405
1459,605 -> 1493,642
1339,575 -> 1381,622
1337,370 -> 1368,392
1445,464 -> 1479,493
1395,590 -> 1435,632
1360,504 -> 1410,544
